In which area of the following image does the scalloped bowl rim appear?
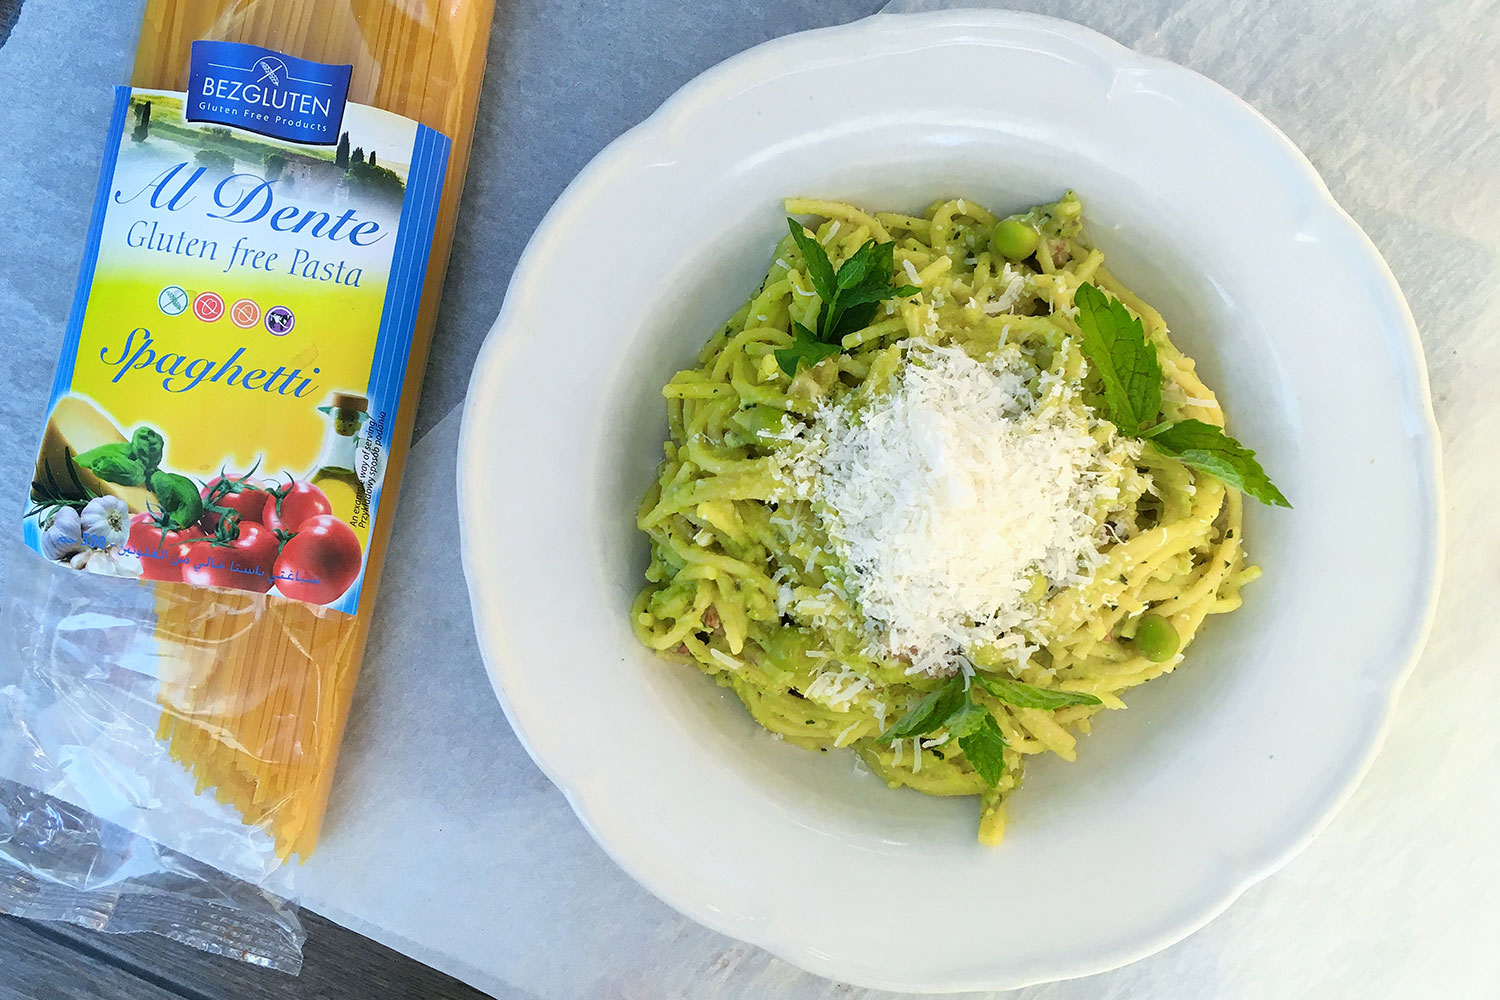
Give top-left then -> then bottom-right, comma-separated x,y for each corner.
457,10 -> 1443,992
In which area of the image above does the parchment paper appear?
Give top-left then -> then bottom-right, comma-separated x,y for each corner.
3,1 -> 1498,997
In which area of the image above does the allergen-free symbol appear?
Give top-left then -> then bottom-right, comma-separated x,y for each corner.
193,291 -> 225,322
231,298 -> 261,329
264,305 -> 295,336
158,285 -> 189,317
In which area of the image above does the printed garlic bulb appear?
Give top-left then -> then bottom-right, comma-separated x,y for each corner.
79,495 -> 131,549
41,506 -> 85,561
106,549 -> 143,578
68,547 -> 144,578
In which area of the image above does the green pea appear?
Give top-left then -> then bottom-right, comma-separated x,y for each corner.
1133,614 -> 1180,662
990,217 -> 1039,261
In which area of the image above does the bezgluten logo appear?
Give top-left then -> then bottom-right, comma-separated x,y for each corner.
252,54 -> 289,87
186,40 -> 352,146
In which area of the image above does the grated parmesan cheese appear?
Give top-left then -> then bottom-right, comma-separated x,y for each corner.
982,264 -> 1027,315
782,342 -> 1136,676
802,665 -> 872,710
708,648 -> 744,671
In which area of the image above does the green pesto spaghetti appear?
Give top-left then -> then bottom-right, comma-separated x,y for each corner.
632,193 -> 1287,843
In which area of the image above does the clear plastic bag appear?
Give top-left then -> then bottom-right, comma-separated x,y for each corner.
0,545 -> 306,969
1,0 -> 495,968
0,782 -> 304,972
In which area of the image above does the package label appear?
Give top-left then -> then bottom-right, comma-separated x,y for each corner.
187,41 -> 352,145
22,70 -> 450,614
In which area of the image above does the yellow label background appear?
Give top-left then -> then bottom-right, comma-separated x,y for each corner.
76,268 -> 381,481
73,88 -> 418,483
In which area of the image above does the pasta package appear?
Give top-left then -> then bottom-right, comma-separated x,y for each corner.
0,0 -> 494,967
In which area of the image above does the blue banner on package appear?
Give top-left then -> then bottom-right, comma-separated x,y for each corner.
186,40 -> 352,146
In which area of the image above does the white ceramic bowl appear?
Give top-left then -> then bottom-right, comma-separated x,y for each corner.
458,10 -> 1441,992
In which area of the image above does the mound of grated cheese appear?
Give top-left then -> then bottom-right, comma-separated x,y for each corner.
782,341 -> 1135,677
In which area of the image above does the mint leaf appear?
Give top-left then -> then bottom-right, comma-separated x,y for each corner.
1073,282 -> 1162,436
838,242 -> 902,305
837,279 -> 917,309
958,714 -> 1008,786
975,675 -> 1102,710
835,239 -> 879,291
828,243 -> 919,340
774,321 -> 842,376
783,218 -> 922,360
943,696 -> 992,739
787,218 -> 836,304
843,240 -> 894,294
1147,418 -> 1292,508
880,678 -> 965,742
1069,282 -> 1289,508
826,302 -> 881,342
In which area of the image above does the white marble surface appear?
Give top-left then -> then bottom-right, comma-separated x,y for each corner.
2,1 -> 1498,997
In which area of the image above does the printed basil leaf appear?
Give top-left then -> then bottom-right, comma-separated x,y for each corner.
149,470 -> 204,530
786,218 -> 836,304
975,674 -> 1102,709
73,442 -> 132,468
774,321 -> 843,376
880,678 -> 965,742
957,714 -> 1008,786
73,443 -> 147,487
1073,282 -> 1162,437
1147,418 -> 1292,508
129,426 -> 164,475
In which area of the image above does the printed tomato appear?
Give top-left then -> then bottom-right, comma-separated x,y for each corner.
263,479 -> 333,534
200,474 -> 270,531
181,521 -> 280,593
272,515 -> 362,605
126,512 -> 206,582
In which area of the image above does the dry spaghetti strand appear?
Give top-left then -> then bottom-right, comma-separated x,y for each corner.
137,0 -> 495,860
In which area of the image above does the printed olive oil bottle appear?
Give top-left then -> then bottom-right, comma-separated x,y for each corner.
310,392 -> 373,548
